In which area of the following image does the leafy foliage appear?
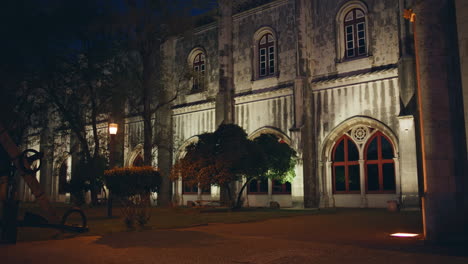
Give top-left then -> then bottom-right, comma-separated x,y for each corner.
171,124 -> 297,208
104,166 -> 161,198
253,134 -> 297,183
104,166 -> 161,228
66,155 -> 107,206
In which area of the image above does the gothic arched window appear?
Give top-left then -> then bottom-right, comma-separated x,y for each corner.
344,8 -> 366,58
332,135 -> 360,193
258,33 -> 275,77
192,52 -> 205,92
365,132 -> 396,193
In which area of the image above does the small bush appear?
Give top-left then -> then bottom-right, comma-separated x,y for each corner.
104,166 -> 161,228
104,166 -> 161,197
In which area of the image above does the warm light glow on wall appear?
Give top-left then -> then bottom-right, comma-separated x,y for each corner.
398,115 -> 414,132
390,233 -> 419,238
109,123 -> 118,135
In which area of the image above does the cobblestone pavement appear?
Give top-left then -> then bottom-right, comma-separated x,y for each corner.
2,210 -> 468,264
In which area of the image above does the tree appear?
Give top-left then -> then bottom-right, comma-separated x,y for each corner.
112,0 -> 217,206
9,0 -> 125,205
171,124 -> 297,208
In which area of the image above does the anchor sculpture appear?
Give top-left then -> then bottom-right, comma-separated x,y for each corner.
0,123 -> 88,244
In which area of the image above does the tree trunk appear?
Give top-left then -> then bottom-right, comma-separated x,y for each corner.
142,53 -> 155,168
234,178 -> 252,209
155,104 -> 173,207
90,97 -> 100,206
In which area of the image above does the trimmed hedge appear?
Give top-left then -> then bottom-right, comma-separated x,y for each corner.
104,166 -> 161,198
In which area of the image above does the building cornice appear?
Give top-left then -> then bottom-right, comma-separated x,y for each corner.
311,65 -> 399,91
233,0 -> 290,21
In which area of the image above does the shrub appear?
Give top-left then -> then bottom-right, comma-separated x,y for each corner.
104,166 -> 161,228
66,156 -> 107,206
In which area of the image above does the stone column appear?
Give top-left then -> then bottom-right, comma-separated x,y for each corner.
217,0 -> 235,205
397,115 -> 419,208
415,0 -> 468,242
325,161 -> 334,207
358,159 -> 367,208
455,0 -> 468,153
302,87 -> 318,208
216,0 -> 235,127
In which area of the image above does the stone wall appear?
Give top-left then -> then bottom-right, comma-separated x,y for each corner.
310,0 -> 400,78
233,0 -> 296,92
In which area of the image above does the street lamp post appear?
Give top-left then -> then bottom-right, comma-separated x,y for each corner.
108,123 -> 118,218
403,8 -> 429,240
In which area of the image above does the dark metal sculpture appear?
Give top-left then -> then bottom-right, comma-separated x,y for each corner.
0,123 -> 88,244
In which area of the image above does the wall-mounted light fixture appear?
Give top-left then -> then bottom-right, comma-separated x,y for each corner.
109,123 -> 118,135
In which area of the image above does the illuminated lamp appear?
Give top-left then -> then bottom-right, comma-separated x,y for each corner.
390,233 -> 419,238
109,123 -> 118,135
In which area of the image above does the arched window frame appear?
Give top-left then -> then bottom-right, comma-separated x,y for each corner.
364,131 -> 396,193
331,135 -> 360,194
187,47 -> 207,93
321,118 -> 401,208
252,27 -> 278,80
335,1 -> 370,62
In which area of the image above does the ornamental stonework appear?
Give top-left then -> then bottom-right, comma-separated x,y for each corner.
351,126 -> 369,143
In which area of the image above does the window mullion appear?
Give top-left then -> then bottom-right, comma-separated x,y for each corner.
353,19 -> 358,57
377,135 -> 384,191
344,138 -> 349,192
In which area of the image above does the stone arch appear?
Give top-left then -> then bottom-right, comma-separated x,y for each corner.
253,26 -> 277,46
187,46 -> 207,66
174,136 -> 199,161
125,144 -> 144,167
248,126 -> 291,146
321,116 -> 398,162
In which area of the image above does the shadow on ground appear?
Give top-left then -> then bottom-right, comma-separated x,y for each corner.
94,229 -> 225,249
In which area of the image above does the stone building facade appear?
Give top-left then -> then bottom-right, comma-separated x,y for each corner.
17,0 -> 467,223
165,0 -> 421,209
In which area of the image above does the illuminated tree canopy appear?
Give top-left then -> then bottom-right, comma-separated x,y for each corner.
171,124 -> 297,208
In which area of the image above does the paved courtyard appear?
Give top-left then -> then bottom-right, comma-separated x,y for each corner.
2,209 -> 467,264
